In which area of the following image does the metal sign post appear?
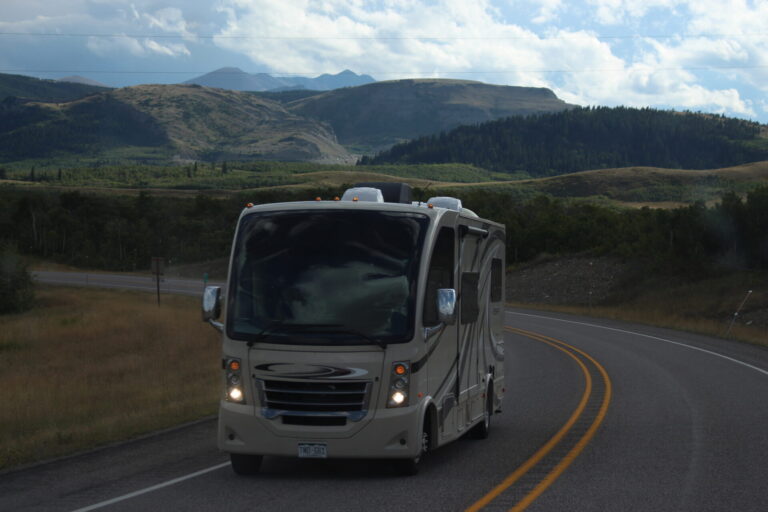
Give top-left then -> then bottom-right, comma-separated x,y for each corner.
151,257 -> 165,306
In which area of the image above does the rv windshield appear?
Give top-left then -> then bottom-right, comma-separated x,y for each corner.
227,209 -> 429,345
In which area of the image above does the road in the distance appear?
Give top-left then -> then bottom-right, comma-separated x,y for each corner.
2,306 -> 767,511
32,270 -> 225,296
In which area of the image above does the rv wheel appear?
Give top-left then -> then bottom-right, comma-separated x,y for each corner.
470,390 -> 493,440
230,453 -> 263,475
395,419 -> 430,476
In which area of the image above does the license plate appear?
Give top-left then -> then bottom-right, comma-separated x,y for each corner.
298,443 -> 327,458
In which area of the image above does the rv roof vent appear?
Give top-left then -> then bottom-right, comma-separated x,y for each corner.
341,187 -> 384,202
427,196 -> 463,211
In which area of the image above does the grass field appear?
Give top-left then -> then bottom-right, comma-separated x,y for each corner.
0,287 -> 220,471
513,302 -> 767,349
1,275 -> 764,472
3,159 -> 766,207
509,270 -> 767,348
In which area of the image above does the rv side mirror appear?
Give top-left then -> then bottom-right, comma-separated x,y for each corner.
437,288 -> 457,325
202,286 -> 224,332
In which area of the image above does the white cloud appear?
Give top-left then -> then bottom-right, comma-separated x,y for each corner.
585,0 -> 684,25
532,0 -> 564,24
2,0 -> 767,121
87,35 -> 146,57
144,39 -> 191,57
141,7 -> 197,42
86,35 -> 190,58
205,0 -> 767,121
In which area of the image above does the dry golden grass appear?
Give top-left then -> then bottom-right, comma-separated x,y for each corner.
508,274 -> 767,349
0,287 -> 221,470
510,303 -> 767,348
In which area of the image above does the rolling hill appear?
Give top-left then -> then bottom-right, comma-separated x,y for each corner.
362,106 -> 768,176
0,84 -> 350,163
0,77 -> 577,164
0,73 -> 110,103
288,79 -> 574,150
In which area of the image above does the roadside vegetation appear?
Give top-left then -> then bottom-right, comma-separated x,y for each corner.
0,287 -> 220,471
2,159 -> 765,209
0,243 -> 34,314
0,161 -> 506,187
506,258 -> 767,347
2,185 -> 767,276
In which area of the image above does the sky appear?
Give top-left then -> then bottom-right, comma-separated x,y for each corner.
1,0 -> 767,123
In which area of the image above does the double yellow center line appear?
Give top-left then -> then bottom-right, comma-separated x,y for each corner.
466,327 -> 612,512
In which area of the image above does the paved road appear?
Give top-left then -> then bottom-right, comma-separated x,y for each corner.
32,271 -> 225,296
2,308 -> 767,511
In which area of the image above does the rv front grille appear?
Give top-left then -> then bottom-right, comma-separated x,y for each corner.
282,415 -> 347,426
257,379 -> 371,421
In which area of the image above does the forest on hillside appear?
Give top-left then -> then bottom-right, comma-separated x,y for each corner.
361,107 -> 768,176
1,186 -> 767,275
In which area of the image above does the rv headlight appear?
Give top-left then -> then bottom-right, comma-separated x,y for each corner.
387,361 -> 410,408
224,357 -> 245,404
390,391 -> 406,405
228,387 -> 244,402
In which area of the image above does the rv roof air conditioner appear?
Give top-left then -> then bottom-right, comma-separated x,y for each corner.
427,196 -> 462,211
353,182 -> 413,204
341,187 -> 384,202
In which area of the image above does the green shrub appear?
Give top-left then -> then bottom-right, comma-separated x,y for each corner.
0,243 -> 34,314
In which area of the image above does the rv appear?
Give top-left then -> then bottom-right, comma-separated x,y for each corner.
202,183 -> 506,475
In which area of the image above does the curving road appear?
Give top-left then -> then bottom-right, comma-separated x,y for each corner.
1,308 -> 767,511
32,271 -> 225,296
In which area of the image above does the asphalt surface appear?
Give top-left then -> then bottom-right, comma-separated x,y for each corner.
32,271 -> 225,296
3,294 -> 768,510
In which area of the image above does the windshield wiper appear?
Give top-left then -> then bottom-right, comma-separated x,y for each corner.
248,322 -> 387,349
247,322 -> 317,343
301,324 -> 388,349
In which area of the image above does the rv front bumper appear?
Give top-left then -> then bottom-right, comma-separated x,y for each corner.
218,400 -> 423,459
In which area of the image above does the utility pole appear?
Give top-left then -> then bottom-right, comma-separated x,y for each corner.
151,257 -> 164,306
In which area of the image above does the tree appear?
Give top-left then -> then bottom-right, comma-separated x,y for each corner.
0,242 -> 34,314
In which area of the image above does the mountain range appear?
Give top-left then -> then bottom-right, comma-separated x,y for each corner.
183,68 -> 375,92
0,73 -> 574,164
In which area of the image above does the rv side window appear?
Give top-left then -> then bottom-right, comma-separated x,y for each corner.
461,272 -> 480,323
423,227 -> 455,326
491,258 -> 503,303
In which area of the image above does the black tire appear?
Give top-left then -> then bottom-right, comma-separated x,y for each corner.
469,390 -> 493,440
230,453 -> 263,475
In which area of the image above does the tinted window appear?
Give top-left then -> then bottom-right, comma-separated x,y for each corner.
228,209 -> 428,344
423,227 -> 455,326
491,258 -> 503,303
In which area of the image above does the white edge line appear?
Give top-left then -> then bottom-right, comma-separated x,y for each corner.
507,311 -> 768,378
70,462 -> 230,512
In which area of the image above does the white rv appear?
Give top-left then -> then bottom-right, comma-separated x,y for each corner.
203,183 -> 506,475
